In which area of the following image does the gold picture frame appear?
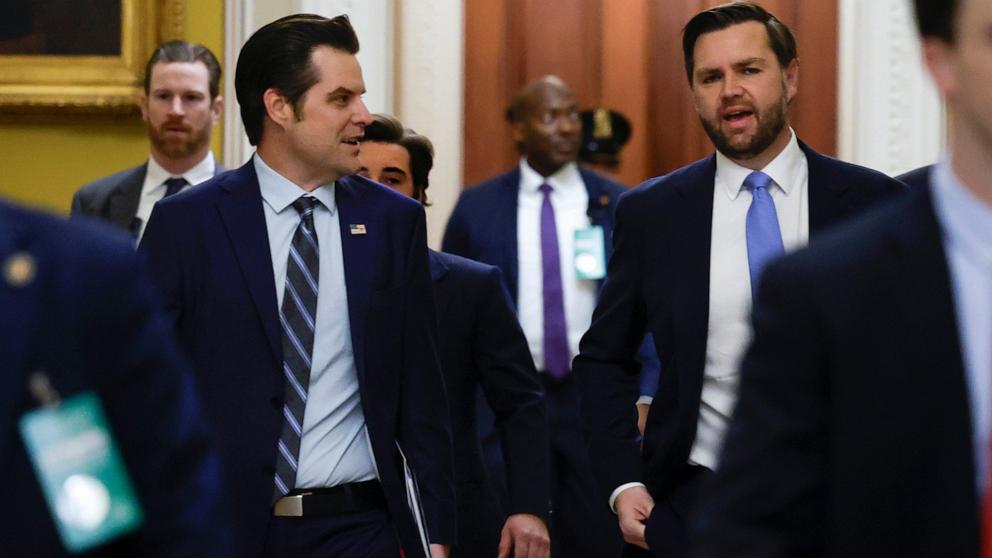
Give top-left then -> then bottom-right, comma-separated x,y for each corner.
0,0 -> 185,115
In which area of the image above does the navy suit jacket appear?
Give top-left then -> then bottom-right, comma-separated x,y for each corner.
896,164 -> 933,189
429,250 -> 549,553
71,161 -> 227,233
573,141 -> 906,512
693,181 -> 978,557
139,162 -> 455,558
442,166 -> 660,393
0,201 -> 228,557
442,166 -> 624,302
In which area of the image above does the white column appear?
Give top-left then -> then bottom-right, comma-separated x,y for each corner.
396,0 -> 465,249
838,0 -> 944,176
222,0 -> 255,168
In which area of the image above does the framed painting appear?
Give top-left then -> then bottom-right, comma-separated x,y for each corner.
0,0 -> 184,114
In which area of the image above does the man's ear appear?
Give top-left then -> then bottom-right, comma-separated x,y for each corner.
784,58 -> 799,104
210,95 -> 224,125
922,38 -> 956,100
138,94 -> 149,122
263,88 -> 293,130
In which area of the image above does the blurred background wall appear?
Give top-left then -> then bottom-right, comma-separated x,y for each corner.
0,0 -> 941,250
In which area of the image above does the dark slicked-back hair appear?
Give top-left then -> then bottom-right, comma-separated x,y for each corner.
913,0 -> 958,43
682,2 -> 797,85
235,14 -> 359,145
144,40 -> 222,99
364,113 -> 435,206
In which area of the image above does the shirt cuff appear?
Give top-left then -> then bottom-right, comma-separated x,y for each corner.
609,482 -> 647,514
636,395 -> 653,406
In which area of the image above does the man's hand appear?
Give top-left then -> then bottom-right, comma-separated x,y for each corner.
636,403 -> 650,436
497,513 -> 551,558
429,543 -> 450,558
615,486 -> 655,549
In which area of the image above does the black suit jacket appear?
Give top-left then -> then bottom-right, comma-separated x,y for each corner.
139,162 -> 455,558
693,182 -> 979,557
71,160 -> 227,232
430,250 -> 549,553
896,164 -> 933,189
574,141 -> 906,508
0,201 -> 228,557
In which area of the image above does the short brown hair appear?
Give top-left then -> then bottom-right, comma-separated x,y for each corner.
682,2 -> 797,85
144,40 -> 222,99
363,113 -> 435,206
234,14 -> 359,145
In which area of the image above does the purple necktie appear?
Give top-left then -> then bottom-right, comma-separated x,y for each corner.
539,183 -> 570,379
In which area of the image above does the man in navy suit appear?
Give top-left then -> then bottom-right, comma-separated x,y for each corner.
444,75 -> 634,558
72,40 -> 226,239
693,0 -> 992,555
140,15 -> 454,558
1,199 -> 228,557
572,4 -> 905,557
359,112 -> 552,558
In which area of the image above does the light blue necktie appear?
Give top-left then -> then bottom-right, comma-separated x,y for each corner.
744,171 -> 784,299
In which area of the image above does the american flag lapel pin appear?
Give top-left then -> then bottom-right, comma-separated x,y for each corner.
349,224 -> 367,235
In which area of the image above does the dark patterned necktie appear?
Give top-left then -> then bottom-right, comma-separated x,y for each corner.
539,183 -> 570,379
273,196 -> 321,499
162,177 -> 189,198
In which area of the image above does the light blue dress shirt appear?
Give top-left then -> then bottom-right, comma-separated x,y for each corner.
930,159 -> 992,495
254,154 -> 377,488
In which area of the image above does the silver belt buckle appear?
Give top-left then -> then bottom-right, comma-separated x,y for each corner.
273,493 -> 308,517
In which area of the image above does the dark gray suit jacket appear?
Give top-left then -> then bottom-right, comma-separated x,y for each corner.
71,160 -> 226,233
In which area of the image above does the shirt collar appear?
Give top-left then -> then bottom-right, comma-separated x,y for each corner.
146,151 -> 215,189
931,158 -> 992,267
716,128 -> 803,200
253,153 -> 337,215
519,158 -> 582,194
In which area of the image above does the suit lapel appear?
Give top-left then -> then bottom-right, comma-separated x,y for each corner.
336,177 -> 375,383
803,142 -> 852,234
107,164 -> 146,230
496,170 -> 520,303
671,157 -> 717,399
0,204 -> 42,459
216,163 -> 282,367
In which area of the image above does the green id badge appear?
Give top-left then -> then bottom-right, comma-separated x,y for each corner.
19,390 -> 144,553
574,226 -> 607,280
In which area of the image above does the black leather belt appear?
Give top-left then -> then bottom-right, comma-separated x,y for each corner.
272,480 -> 386,517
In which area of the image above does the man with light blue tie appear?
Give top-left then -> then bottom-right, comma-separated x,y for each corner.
572,3 -> 905,557
694,0 -> 992,554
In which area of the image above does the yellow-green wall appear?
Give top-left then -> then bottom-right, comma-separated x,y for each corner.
0,0 -> 224,213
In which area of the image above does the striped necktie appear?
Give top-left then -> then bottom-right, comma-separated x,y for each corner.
273,196 -> 321,499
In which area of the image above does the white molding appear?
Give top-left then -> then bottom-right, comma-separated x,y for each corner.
222,0 -> 254,168
397,0 -> 464,249
837,0 -> 944,176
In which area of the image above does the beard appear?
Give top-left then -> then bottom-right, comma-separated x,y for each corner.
700,91 -> 789,162
147,119 -> 211,160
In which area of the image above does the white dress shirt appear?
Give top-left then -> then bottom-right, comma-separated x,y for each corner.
691,129 -> 809,469
609,131 -> 810,511
516,159 -> 599,373
135,152 -> 215,240
930,159 -> 992,496
254,154 -> 377,489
